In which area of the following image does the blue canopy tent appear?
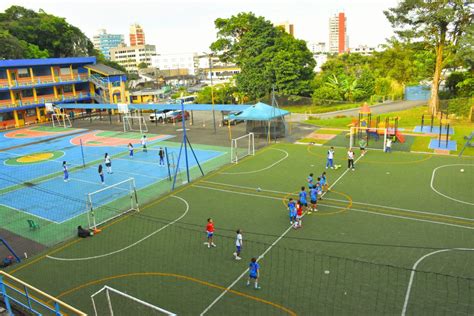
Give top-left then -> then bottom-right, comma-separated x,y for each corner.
229,102 -> 290,141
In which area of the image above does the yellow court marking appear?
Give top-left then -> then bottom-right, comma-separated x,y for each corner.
11,146 -> 276,274
17,152 -> 54,163
54,272 -> 297,316
306,145 -> 433,165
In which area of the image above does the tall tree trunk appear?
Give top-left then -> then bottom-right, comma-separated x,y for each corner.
429,40 -> 444,115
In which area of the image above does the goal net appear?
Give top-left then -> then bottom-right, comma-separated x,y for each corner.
123,114 -> 148,134
51,113 -> 72,128
87,178 -> 139,230
231,132 -> 255,163
91,286 -> 176,316
349,127 -> 388,152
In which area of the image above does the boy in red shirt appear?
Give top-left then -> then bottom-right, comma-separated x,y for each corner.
294,202 -> 303,229
205,218 -> 216,248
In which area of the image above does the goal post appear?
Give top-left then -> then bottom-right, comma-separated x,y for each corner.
123,114 -> 148,134
231,132 -> 255,163
87,178 -> 139,230
91,286 -> 176,316
349,127 -> 387,152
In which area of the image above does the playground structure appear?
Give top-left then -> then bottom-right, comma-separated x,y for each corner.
349,103 -> 405,146
415,110 -> 457,151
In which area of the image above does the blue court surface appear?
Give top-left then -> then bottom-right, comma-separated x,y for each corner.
413,126 -> 454,135
428,139 -> 457,151
0,145 -> 225,223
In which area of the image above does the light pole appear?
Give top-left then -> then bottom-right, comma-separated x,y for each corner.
206,53 -> 217,134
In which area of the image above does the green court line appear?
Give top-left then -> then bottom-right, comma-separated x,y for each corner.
95,131 -> 162,139
30,126 -> 77,133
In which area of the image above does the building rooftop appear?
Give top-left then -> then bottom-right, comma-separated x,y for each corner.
84,63 -> 125,76
0,57 -> 96,68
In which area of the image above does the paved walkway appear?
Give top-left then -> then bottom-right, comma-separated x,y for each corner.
287,100 -> 426,122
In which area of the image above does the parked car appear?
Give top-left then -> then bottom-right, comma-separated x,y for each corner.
149,110 -> 172,123
166,110 -> 190,123
222,111 -> 244,125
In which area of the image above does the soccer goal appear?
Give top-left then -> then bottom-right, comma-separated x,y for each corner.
51,112 -> 72,128
91,286 -> 176,316
231,132 -> 255,163
123,113 -> 148,134
349,127 -> 387,151
86,178 -> 139,230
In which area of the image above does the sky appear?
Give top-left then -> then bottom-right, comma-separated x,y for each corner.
1,0 -> 399,54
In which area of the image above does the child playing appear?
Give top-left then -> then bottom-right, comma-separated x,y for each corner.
309,185 -> 318,213
307,173 -> 314,189
128,143 -> 134,158
288,198 -> 297,225
246,258 -> 261,290
233,229 -> 243,260
315,178 -> 323,200
141,135 -> 148,153
347,148 -> 355,171
205,218 -> 216,248
320,172 -> 328,192
62,161 -> 69,182
326,147 -> 335,169
298,186 -> 308,210
359,137 -> 367,156
294,202 -> 303,229
98,164 -> 105,185
104,153 -> 112,174
159,147 -> 165,165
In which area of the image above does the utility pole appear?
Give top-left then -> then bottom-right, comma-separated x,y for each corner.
209,54 -> 216,134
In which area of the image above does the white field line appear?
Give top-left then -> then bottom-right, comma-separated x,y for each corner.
401,248 -> 474,316
430,164 -> 474,206
201,181 -> 474,222
199,154 -> 363,315
194,185 -> 474,231
0,203 -> 60,224
47,195 -> 189,261
221,148 -> 289,175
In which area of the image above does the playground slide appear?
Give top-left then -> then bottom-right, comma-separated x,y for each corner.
395,131 -> 405,143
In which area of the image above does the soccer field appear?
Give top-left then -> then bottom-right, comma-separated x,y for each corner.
5,142 -> 474,315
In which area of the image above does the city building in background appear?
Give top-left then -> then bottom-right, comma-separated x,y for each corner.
195,55 -> 240,85
307,41 -> 327,54
0,57 -> 127,128
93,29 -> 125,60
129,24 -> 145,46
110,44 -> 157,73
152,53 -> 198,76
275,21 -> 294,36
329,12 -> 349,54
350,44 -> 378,56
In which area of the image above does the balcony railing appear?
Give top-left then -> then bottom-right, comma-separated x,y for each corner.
0,73 -> 90,89
0,92 -> 91,109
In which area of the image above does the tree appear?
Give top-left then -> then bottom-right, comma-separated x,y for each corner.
385,1 -> 473,114
210,12 -> 315,99
137,62 -> 148,69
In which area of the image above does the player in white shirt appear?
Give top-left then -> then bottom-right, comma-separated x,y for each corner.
233,229 -> 243,260
385,138 -> 392,153
141,135 -> 148,153
347,148 -> 355,171
326,147 -> 335,169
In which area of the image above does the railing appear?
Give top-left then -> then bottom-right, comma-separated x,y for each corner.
1,74 -> 90,89
0,271 -> 86,316
0,92 -> 92,109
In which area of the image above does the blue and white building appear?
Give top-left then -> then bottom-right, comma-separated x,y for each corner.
93,29 -> 125,60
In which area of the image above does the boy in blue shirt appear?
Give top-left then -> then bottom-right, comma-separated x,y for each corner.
315,178 -> 323,200
307,173 -> 314,189
247,257 -> 261,289
320,172 -> 328,192
298,186 -> 308,210
309,186 -> 318,213
288,198 -> 297,225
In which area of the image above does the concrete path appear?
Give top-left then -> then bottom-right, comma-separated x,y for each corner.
287,100 -> 426,122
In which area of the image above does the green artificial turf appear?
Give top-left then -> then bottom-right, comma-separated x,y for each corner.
5,143 -> 474,315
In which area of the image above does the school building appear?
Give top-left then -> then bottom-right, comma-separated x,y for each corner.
0,57 -> 127,128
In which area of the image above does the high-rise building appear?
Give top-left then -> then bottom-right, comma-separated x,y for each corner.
329,12 -> 348,54
110,44 -> 157,73
93,29 -> 125,60
129,24 -> 145,46
276,21 -> 294,36
307,41 -> 327,54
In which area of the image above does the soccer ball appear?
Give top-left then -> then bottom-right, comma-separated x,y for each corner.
460,169 -> 464,173
257,187 -> 262,192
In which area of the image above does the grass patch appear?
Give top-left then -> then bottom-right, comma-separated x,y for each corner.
313,129 -> 343,135
282,102 -> 364,114
410,136 -> 434,153
297,138 -> 327,144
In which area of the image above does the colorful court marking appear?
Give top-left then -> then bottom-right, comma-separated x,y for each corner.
70,131 -> 172,147
5,127 -> 81,139
5,151 -> 64,166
